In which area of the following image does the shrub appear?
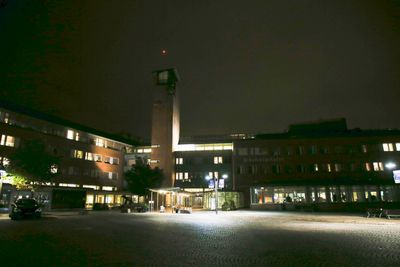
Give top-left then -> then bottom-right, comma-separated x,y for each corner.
93,203 -> 109,211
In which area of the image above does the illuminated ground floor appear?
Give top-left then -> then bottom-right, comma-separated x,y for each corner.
149,187 -> 244,212
0,183 -> 138,210
250,184 -> 400,211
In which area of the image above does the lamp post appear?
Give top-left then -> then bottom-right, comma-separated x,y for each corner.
0,164 -> 6,201
0,164 -> 6,177
206,174 -> 228,214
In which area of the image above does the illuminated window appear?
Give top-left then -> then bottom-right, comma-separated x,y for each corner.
353,192 -> 358,201
364,163 -> 371,171
83,185 -> 99,190
176,158 -> 183,165
175,143 -> 233,152
102,186 -> 113,191
67,130 -> 74,140
1,135 -> 16,147
5,136 -> 15,147
184,172 -> 189,179
214,156 -> 223,164
327,164 -> 332,172
67,130 -> 79,141
95,138 -> 104,147
85,152 -> 93,161
105,195 -> 114,204
50,164 -> 58,174
382,143 -> 394,152
72,150 -> 83,159
175,172 -> 183,180
59,183 -> 79,188
373,162 -> 384,171
214,172 -> 219,178
396,143 -> 400,151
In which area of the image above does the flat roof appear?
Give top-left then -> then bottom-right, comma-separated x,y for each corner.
0,100 -> 139,146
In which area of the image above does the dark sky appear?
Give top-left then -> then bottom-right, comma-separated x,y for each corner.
1,0 -> 400,140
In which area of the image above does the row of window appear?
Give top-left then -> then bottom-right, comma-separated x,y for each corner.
63,166 -> 118,180
0,134 -> 18,147
238,161 -> 389,175
61,184 -> 116,191
175,171 -> 223,181
251,186 -> 389,204
237,143 -> 400,157
71,150 -> 119,165
67,130 -> 124,150
1,109 -> 127,151
382,143 -> 400,152
175,156 -> 224,165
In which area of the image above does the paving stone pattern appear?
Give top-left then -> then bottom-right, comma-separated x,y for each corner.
0,211 -> 399,267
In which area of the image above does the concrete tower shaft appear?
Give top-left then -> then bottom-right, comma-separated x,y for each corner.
150,69 -> 180,187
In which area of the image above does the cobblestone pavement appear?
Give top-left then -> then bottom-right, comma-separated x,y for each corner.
0,210 -> 399,267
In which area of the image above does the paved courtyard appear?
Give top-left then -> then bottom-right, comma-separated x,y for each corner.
0,210 -> 399,267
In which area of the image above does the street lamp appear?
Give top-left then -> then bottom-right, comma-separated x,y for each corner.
206,174 -> 228,214
385,162 -> 396,170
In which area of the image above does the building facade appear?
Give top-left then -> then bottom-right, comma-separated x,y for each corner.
0,101 -> 135,209
233,119 -> 400,209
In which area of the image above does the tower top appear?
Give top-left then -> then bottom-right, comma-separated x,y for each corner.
153,68 -> 180,86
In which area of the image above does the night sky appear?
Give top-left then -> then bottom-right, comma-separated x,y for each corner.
1,0 -> 400,141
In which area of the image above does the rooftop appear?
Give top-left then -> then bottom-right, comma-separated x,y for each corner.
0,100 -> 139,146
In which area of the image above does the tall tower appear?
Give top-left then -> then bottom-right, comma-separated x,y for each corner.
150,68 -> 180,187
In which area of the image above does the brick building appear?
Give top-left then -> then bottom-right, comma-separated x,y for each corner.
0,100 -> 136,209
233,119 -> 400,208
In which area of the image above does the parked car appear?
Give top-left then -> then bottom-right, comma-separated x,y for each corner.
9,198 -> 42,220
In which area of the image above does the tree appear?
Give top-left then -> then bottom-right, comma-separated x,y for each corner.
7,139 -> 61,188
124,159 -> 163,196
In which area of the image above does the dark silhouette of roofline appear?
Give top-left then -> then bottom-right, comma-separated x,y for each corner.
0,100 -> 139,146
256,118 -> 400,140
